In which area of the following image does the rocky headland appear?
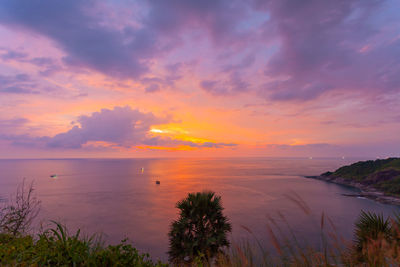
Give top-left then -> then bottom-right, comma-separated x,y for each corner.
305,158 -> 400,205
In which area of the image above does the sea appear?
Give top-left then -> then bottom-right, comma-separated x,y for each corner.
0,157 -> 398,260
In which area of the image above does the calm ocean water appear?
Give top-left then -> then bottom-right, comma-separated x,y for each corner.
0,158 -> 398,260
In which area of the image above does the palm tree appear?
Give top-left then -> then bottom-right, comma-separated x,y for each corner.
354,210 -> 391,252
168,191 -> 232,264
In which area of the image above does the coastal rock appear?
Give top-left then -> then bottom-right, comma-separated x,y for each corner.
305,158 -> 400,206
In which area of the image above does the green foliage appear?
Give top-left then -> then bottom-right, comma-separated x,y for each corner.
323,158 -> 400,196
321,171 -> 333,177
353,211 -> 391,251
373,175 -> 400,195
0,221 -> 166,266
168,191 -> 232,264
331,158 -> 400,181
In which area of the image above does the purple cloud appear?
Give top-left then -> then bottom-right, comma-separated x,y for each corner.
0,1 -> 153,79
142,136 -> 237,149
265,142 -> 400,158
0,86 -> 39,94
1,50 -> 28,61
47,106 -> 167,148
197,142 -> 237,148
0,0 -> 398,101
0,0 -> 255,81
0,106 -> 237,150
221,54 -> 255,73
29,57 -> 62,76
200,80 -> 228,95
200,72 -> 249,95
0,118 -> 50,148
260,0 -> 400,101
0,117 -> 29,134
1,49 -> 62,76
146,0 -> 252,45
0,74 -> 39,94
145,84 -> 160,93
42,106 -> 235,149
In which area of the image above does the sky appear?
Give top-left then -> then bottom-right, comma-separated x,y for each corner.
0,0 -> 399,158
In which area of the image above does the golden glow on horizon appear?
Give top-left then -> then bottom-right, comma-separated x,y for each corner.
150,129 -> 164,133
136,145 -> 197,151
148,125 -> 221,150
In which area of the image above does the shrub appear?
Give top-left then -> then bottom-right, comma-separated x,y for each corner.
0,221 -> 167,266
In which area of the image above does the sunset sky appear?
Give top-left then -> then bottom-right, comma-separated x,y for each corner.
0,0 -> 399,158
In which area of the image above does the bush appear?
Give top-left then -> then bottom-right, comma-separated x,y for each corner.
0,221 -> 167,266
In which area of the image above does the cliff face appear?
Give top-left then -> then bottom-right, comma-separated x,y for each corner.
322,158 -> 400,196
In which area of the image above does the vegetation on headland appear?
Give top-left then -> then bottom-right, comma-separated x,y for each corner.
3,181 -> 400,266
320,157 -> 400,196
323,157 -> 400,181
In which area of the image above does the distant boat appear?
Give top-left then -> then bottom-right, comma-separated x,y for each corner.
50,174 -> 57,178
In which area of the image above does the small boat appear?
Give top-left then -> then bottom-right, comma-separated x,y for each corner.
50,174 -> 57,178
156,180 -> 160,185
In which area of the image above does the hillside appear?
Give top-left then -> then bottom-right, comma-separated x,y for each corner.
321,158 -> 400,196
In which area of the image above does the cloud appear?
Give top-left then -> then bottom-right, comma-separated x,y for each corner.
260,0 -> 400,101
0,0 -> 255,81
142,136 -> 237,149
265,143 -> 345,157
0,106 -> 234,150
0,1 -> 153,79
200,80 -> 228,95
47,106 -> 167,148
145,84 -> 160,93
200,72 -> 249,95
266,143 -> 334,151
29,57 -> 62,76
196,142 -> 237,148
265,142 -> 400,158
1,0 -> 398,102
1,49 -> 62,76
146,0 -> 252,45
0,118 -> 50,147
0,117 -> 29,134
0,107 -> 164,149
221,53 -> 255,73
0,74 -> 38,94
1,50 -> 28,61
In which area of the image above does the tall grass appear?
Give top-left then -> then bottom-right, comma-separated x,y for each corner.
214,195 -> 400,267
0,179 -> 40,236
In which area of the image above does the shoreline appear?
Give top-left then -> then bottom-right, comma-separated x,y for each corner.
304,175 -> 400,206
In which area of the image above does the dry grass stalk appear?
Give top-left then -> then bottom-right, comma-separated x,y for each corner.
0,179 -> 41,236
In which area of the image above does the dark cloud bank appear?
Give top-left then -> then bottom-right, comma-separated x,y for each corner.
0,0 -> 398,100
